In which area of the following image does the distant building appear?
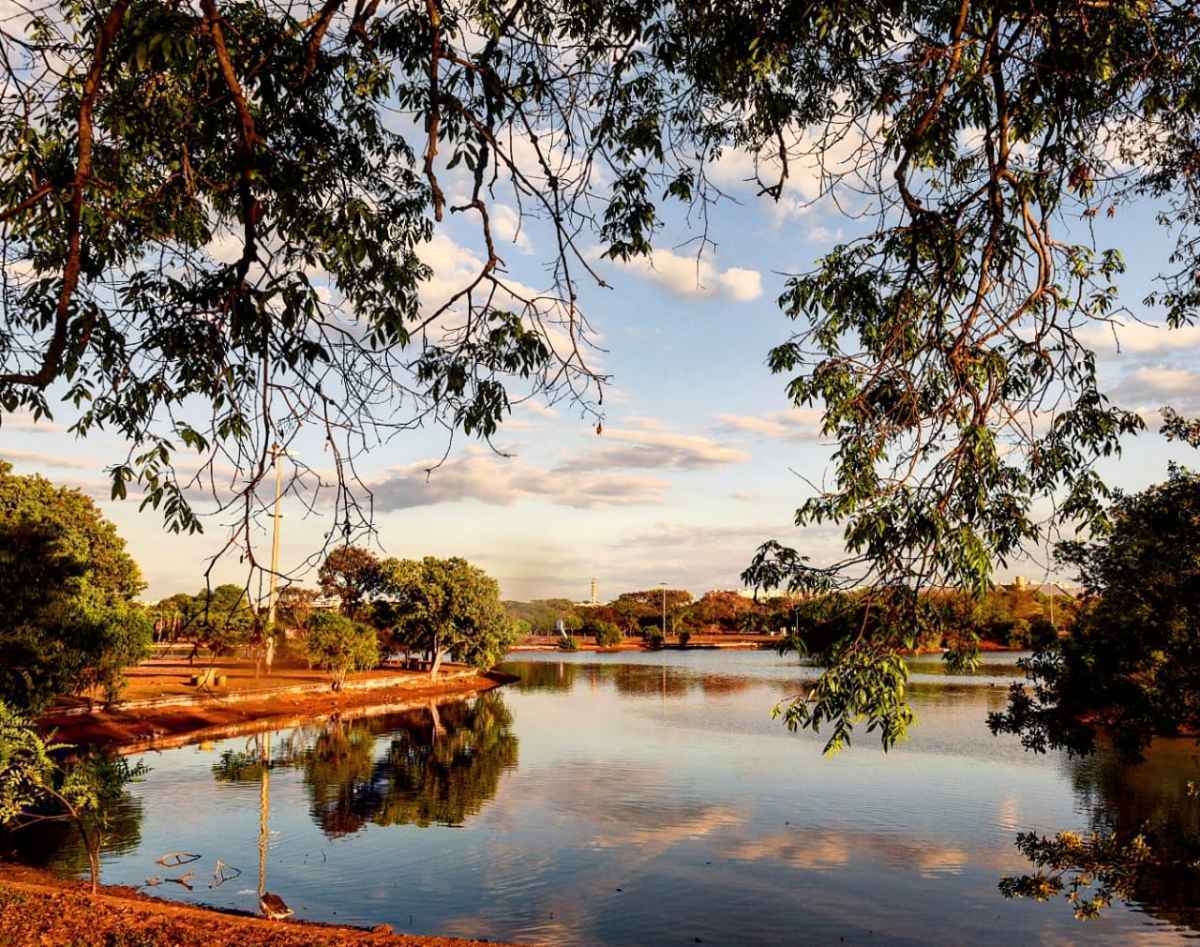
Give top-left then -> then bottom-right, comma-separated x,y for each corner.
1006,576 -> 1078,598
576,577 -> 601,608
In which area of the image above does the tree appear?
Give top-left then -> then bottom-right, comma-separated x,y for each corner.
4,0 -> 1200,748
991,467 -> 1200,761
379,557 -> 515,679
584,618 -> 623,648
0,462 -> 152,711
501,600 -> 580,636
273,586 -> 320,634
318,547 -> 383,620
612,589 -> 692,634
0,701 -> 147,893
183,583 -> 257,663
302,611 -> 380,689
692,591 -> 760,633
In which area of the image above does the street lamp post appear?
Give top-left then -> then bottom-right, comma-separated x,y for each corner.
659,582 -> 667,636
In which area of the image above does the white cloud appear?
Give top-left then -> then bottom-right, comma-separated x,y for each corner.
366,450 -> 668,511
491,203 -> 532,252
561,425 -> 749,472
416,233 -> 597,371
519,400 -> 559,419
705,118 -> 884,226
1078,320 -> 1200,356
1,449 -> 98,471
1111,365 -> 1200,412
2,411 -> 65,434
611,248 -> 763,303
716,408 -> 825,442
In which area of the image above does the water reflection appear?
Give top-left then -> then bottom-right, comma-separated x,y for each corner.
0,790 -> 144,878
11,652 -> 1200,945
213,691 -> 518,837
1064,741 -> 1200,929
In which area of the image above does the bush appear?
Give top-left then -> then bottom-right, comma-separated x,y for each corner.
557,635 -> 578,652
587,620 -> 622,647
303,612 -> 380,689
678,629 -> 692,647
646,631 -> 665,650
1029,616 -> 1058,649
1005,618 -> 1032,649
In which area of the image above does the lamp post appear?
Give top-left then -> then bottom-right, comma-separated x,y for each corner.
659,581 -> 667,636
263,443 -> 284,674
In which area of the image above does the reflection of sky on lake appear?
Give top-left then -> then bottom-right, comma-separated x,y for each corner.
22,649 -> 1199,945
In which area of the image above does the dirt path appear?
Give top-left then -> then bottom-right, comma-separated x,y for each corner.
0,865 -> 514,946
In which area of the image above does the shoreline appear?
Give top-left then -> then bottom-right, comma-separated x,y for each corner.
0,865 -> 515,946
507,638 -> 1028,655
40,669 -> 517,751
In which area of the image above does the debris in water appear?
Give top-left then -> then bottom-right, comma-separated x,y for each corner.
156,851 -> 201,867
208,859 -> 241,888
143,876 -> 162,887
167,871 -> 194,890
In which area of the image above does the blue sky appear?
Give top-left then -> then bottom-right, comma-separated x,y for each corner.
3,150 -> 1198,602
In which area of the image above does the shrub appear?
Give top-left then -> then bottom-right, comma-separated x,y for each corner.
557,635 -> 578,652
1005,618 -> 1032,649
678,629 -> 692,647
587,620 -> 622,648
1029,616 -> 1058,649
303,612 -> 380,689
646,631 -> 665,650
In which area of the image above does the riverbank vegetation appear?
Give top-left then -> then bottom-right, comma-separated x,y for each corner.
504,581 -> 1077,652
0,462 -> 152,712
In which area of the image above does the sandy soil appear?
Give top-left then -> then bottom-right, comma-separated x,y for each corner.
40,669 -> 516,751
0,865 -> 514,946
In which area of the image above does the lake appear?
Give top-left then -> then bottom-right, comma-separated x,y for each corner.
13,649 -> 1200,944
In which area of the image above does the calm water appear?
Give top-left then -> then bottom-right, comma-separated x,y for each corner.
11,650 -> 1200,944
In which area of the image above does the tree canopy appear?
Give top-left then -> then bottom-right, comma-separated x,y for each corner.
4,0 -> 1200,746
157,582 -> 258,660
990,466 -> 1200,761
378,555 -> 514,677
318,546 -> 384,620
302,610 -> 380,688
0,461 -> 151,710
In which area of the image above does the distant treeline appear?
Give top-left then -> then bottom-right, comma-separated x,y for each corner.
505,583 -> 1078,649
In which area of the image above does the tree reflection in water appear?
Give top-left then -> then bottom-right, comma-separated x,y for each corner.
505,659 -> 758,700
213,692 -> 518,839
1001,740 -> 1200,928
0,783 -> 144,877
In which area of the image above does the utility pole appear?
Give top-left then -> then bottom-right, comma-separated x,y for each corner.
264,443 -> 284,673
660,581 -> 667,636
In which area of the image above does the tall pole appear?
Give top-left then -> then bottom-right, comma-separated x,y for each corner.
660,582 -> 666,636
264,443 -> 284,673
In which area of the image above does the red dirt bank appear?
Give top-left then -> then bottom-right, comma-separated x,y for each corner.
40,669 -> 515,751
0,865 -> 514,946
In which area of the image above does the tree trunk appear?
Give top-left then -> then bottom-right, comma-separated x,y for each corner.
89,846 -> 100,895
430,648 -> 445,680
77,822 -> 100,895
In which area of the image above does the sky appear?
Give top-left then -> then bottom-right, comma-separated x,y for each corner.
3,146 -> 1199,603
